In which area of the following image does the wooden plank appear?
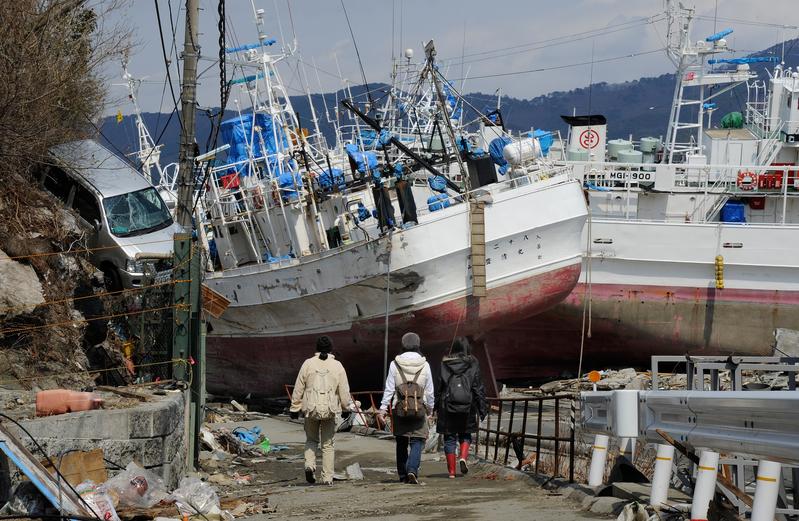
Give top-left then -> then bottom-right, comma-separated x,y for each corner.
41,448 -> 107,487
202,284 -> 231,319
0,424 -> 92,517
96,385 -> 149,402
656,428 -> 753,507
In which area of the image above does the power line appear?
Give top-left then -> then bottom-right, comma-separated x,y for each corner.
448,48 -> 666,81
154,0 -> 183,130
442,15 -> 665,66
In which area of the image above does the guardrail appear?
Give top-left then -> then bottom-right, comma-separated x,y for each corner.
580,389 -> 799,464
476,395 -> 576,482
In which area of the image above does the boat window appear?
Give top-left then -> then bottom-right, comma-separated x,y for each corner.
41,166 -> 74,203
102,187 -> 173,238
72,184 -> 101,225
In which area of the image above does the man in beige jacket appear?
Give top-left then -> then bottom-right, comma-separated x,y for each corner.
290,336 -> 353,485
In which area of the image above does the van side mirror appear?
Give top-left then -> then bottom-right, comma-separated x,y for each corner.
93,219 -> 102,232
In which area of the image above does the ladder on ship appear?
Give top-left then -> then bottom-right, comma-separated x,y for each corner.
470,201 -> 486,298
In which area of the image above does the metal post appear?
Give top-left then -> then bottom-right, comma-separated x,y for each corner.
493,399 -> 503,463
503,402 -> 515,465
554,397 -> 560,478
175,0 -> 200,228
569,400 -> 576,483
520,400 -> 529,467
172,235 -> 192,381
535,399 -> 543,474
189,247 -> 204,470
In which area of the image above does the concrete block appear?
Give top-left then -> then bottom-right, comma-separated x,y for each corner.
581,495 -> 599,510
590,497 -> 627,515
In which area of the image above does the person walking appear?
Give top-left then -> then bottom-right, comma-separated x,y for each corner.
290,336 -> 353,485
435,337 -> 488,478
377,332 -> 434,484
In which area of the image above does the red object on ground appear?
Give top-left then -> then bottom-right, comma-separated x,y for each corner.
35,390 -> 103,416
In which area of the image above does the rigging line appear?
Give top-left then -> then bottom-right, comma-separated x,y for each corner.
444,17 -> 665,68
340,0 -> 375,109
443,15 -> 665,62
448,48 -> 666,81
285,0 -> 298,47
154,0 -> 183,130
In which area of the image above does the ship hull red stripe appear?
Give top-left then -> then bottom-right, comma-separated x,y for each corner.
207,263 -> 581,397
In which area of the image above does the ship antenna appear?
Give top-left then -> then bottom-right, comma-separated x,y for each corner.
340,0 -> 375,110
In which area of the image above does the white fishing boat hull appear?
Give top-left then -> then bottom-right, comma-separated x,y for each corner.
488,214 -> 799,382
205,175 -> 588,396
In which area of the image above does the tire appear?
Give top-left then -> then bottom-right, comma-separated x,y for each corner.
102,265 -> 123,292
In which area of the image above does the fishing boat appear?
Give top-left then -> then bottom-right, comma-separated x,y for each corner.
199,37 -> 588,396
487,1 -> 799,381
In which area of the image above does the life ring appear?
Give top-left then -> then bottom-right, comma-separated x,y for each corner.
736,171 -> 757,191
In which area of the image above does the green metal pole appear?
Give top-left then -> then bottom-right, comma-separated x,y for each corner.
189,245 -> 204,469
172,233 -> 192,381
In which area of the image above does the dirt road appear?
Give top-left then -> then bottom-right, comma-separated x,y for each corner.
204,416 -> 606,521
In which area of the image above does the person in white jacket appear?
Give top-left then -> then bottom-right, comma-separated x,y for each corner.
377,332 -> 434,484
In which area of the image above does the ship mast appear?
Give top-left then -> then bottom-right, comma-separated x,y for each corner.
122,65 -> 165,185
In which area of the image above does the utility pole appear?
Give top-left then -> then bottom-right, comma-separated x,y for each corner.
173,0 -> 204,469
175,0 -> 200,228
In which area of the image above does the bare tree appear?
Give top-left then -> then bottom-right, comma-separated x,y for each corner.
0,0 -> 131,170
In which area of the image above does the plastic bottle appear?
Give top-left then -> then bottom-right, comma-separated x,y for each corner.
35,390 -> 103,416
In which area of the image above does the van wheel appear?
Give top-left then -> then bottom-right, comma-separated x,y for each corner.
102,266 -> 123,292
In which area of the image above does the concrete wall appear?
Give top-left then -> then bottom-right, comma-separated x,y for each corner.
6,390 -> 188,489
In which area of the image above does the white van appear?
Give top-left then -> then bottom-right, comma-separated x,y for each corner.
38,140 -> 183,289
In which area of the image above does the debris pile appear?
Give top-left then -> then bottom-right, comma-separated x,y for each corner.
522,366 -> 795,395
0,171 -> 130,391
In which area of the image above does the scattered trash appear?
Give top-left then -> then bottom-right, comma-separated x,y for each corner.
259,436 -> 271,453
76,481 -> 120,521
232,472 -> 252,485
345,463 -> 364,481
270,444 -> 289,452
103,462 -> 167,509
171,477 -> 223,517
423,424 -> 439,453
616,501 -> 649,521
232,426 -> 262,445
35,389 -> 103,416
0,483 -> 48,517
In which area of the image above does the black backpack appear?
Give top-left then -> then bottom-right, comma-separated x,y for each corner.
445,370 -> 473,414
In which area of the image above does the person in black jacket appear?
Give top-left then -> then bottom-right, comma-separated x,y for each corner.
435,337 -> 488,478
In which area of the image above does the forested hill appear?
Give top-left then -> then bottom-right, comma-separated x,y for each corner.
100,39 -> 799,165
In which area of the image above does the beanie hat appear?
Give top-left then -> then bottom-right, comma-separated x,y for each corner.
401,332 -> 421,352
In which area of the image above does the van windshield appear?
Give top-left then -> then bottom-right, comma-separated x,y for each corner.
102,187 -> 173,237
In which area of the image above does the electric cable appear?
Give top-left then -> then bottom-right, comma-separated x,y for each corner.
154,0 -> 183,131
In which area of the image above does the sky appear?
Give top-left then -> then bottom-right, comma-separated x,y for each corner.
104,0 -> 799,116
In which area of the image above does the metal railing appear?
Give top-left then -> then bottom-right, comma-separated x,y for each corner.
476,395 -> 576,482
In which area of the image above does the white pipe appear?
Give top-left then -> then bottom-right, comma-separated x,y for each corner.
751,460 -> 782,521
650,444 -> 675,508
689,451 -> 719,521
587,434 -> 609,486
619,437 -> 636,462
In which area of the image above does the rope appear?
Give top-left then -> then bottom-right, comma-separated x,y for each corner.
0,238 -> 175,262
576,204 -> 593,386
0,305 -> 180,336
0,359 -> 189,387
0,281 -> 176,315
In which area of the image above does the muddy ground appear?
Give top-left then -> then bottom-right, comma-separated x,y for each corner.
202,416 -> 610,521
